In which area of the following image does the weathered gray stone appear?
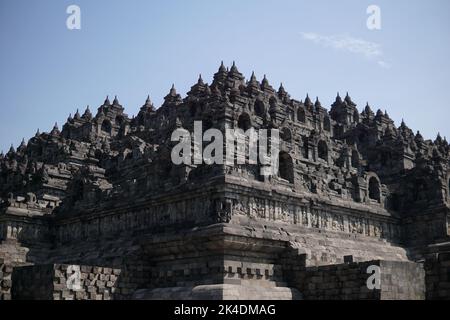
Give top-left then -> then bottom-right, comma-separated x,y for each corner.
0,63 -> 449,300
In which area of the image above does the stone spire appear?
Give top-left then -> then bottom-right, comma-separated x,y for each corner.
188,75 -> 208,96
35,128 -> 40,137
304,94 -> 313,108
168,84 -> 177,97
74,109 -> 81,120
103,96 -> 111,106
227,61 -> 244,82
67,113 -> 73,122
197,74 -> 204,85
314,97 -> 322,109
170,84 -> 176,95
435,132 -> 443,144
247,72 -> 260,94
260,74 -> 274,93
361,102 -> 375,120
8,144 -> 15,155
344,92 -> 356,107
278,83 -> 288,100
145,95 -> 151,105
415,130 -> 424,144
163,84 -> 182,105
51,122 -> 60,136
141,95 -> 155,112
112,95 -> 121,107
261,74 -> 269,86
335,92 -> 343,105
213,61 -> 228,86
218,60 -> 226,73
17,138 -> 27,153
229,61 -> 238,73
82,105 -> 92,120
398,119 -> 413,141
249,71 -> 257,83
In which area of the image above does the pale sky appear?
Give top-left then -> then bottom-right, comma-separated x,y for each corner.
1,0 -> 449,152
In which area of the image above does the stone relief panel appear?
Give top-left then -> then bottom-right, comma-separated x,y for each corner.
55,195 -> 215,243
228,194 -> 399,242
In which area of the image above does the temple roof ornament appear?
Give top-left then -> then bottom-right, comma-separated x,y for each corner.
304,94 -> 313,107
335,92 -> 343,104
50,122 -> 60,135
163,84 -> 182,105
314,97 -> 322,109
112,95 -> 121,107
82,105 -> 92,119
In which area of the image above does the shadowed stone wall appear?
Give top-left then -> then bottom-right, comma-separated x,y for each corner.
1,63 -> 449,299
285,259 -> 425,300
425,252 -> 450,300
11,264 -> 123,300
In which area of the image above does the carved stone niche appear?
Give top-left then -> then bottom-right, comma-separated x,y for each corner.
26,193 -> 37,204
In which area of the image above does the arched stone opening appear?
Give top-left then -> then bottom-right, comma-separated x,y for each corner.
254,100 -> 265,118
279,152 -> 294,183
115,115 -> 124,127
318,140 -> 328,161
297,108 -> 306,123
302,136 -> 309,159
369,177 -> 381,201
351,150 -> 360,168
101,120 -> 112,134
237,113 -> 251,131
323,116 -> 331,131
281,128 -> 292,143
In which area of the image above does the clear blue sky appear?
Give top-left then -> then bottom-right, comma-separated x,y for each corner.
1,0 -> 449,152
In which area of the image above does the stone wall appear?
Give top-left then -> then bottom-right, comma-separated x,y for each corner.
11,264 -> 125,300
425,252 -> 450,300
226,182 -> 402,244
378,260 -> 425,300
0,259 -> 13,300
285,259 -> 425,300
53,187 -> 222,244
0,214 -> 52,266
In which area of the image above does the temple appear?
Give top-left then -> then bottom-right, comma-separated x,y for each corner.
0,62 -> 449,300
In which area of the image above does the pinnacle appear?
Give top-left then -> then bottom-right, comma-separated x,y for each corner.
198,74 -> 204,85
218,61 -> 226,72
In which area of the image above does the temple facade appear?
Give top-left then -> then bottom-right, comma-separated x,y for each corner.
1,62 -> 449,300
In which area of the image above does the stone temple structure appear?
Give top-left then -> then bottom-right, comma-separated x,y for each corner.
1,62 -> 449,300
